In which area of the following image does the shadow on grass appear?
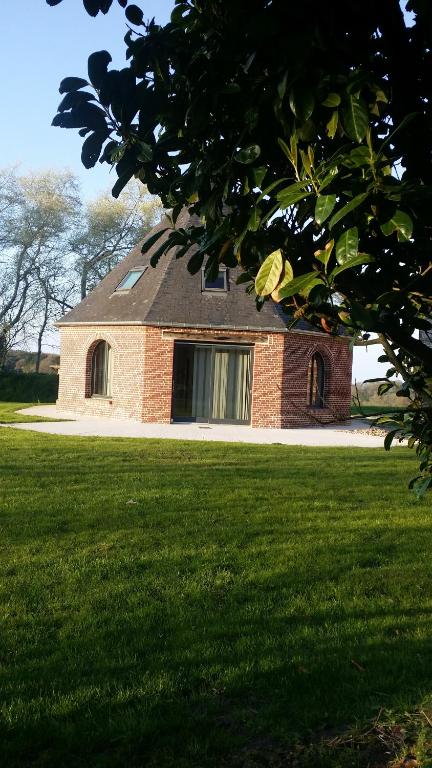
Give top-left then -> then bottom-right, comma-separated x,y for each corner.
0,432 -> 430,767
2,554 -> 432,767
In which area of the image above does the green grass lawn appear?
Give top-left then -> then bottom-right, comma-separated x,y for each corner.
1,427 -> 432,767
0,402 -> 61,423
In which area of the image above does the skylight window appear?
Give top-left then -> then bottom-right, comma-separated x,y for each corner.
202,268 -> 228,292
115,267 -> 147,292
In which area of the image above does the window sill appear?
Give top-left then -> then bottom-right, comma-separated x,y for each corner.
89,395 -> 112,401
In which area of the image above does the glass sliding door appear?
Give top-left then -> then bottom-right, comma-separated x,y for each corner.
191,346 -> 212,419
172,343 -> 251,424
212,348 -> 251,422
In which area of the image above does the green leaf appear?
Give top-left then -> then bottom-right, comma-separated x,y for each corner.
378,381 -> 394,396
342,95 -> 369,142
58,90 -> 95,112
278,190 -> 313,210
335,227 -> 358,264
235,144 -> 261,164
125,4 -> 144,24
256,176 -> 289,203
381,210 -> 413,242
137,142 -> 153,162
329,253 -> 374,281
236,272 -> 253,285
187,250 -> 205,274
59,76 -> 89,94
329,192 -> 368,230
322,93 -> 341,108
148,237 -> 171,267
271,262 -> 294,301
276,181 -> 312,210
314,240 -> 334,269
141,227 -> 170,254
111,169 -> 134,198
220,83 -> 241,94
52,102 -> 107,130
275,180 -> 308,199
255,249 -> 284,296
277,137 -> 292,162
289,86 -> 315,122
248,207 -> 261,232
276,272 -> 322,300
81,129 -> 109,168
326,110 -> 339,139
377,113 -> 418,158
277,70 -> 288,102
413,476 -> 432,498
318,167 -> 338,192
345,146 -> 371,167
88,50 -> 112,89
384,428 -> 401,451
315,194 -> 336,226
349,302 -> 379,331
250,166 -> 267,189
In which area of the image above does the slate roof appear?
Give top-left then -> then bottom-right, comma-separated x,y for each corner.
57,211 -> 316,334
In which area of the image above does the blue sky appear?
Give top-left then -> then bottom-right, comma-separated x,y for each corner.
1,0 -> 173,199
1,0 -> 383,379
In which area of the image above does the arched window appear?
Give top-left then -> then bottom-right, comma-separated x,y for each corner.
307,352 -> 325,408
90,341 -> 112,397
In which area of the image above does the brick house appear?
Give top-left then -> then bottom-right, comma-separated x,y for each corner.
56,216 -> 352,427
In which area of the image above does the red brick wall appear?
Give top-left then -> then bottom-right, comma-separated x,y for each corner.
141,326 -> 174,423
57,324 -> 352,426
252,331 -> 352,427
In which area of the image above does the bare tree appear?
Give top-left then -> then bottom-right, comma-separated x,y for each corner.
70,181 -> 162,299
0,169 -> 80,368
0,171 -> 163,369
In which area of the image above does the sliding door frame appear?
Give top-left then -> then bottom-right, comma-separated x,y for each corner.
171,341 -> 254,425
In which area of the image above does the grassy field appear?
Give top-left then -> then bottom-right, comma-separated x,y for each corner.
1,427 -> 432,767
0,402 -> 61,423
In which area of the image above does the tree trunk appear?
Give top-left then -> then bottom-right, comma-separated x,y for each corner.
80,265 -> 88,300
35,301 -> 49,374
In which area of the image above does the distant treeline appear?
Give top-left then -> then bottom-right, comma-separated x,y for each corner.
352,380 -> 409,408
5,350 -> 60,375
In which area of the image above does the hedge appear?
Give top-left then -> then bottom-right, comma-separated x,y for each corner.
0,372 -> 58,403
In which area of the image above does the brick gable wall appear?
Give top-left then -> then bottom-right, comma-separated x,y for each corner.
57,325 -> 146,420
57,324 -> 352,426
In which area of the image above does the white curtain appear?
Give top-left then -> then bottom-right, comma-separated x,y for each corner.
189,346 -> 251,422
212,351 -> 229,419
91,341 -> 112,396
212,349 -> 250,421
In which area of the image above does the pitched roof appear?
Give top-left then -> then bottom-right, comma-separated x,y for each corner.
57,211 -> 315,334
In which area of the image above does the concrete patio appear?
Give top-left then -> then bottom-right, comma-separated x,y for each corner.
0,405 -> 394,447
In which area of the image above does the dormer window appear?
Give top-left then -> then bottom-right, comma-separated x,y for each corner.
115,267 -> 147,292
202,268 -> 228,292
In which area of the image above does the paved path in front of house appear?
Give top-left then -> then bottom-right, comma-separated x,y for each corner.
0,405 -> 398,448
